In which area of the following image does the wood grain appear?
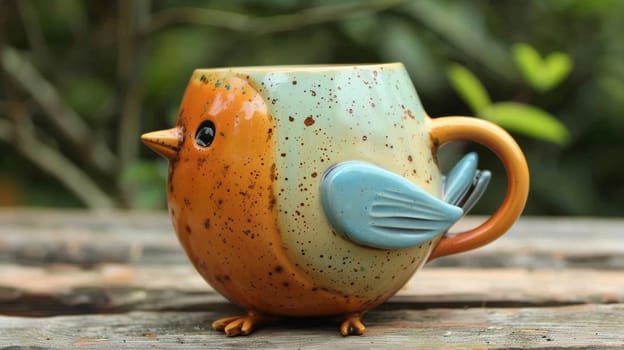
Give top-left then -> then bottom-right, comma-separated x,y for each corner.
1,209 -> 623,348
2,210 -> 622,268
1,305 -> 623,349
1,265 -> 623,315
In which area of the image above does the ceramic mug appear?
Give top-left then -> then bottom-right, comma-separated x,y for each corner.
141,63 -> 529,336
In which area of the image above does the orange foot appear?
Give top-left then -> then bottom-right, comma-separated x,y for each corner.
340,313 -> 366,336
212,311 -> 272,336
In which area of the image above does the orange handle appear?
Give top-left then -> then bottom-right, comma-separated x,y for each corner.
427,116 -> 529,260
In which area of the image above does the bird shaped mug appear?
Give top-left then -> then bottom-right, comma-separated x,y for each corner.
141,63 -> 529,336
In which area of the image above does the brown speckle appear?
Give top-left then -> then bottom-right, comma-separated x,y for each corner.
184,198 -> 191,206
266,128 -> 273,142
204,218 -> 211,229
407,109 -> 416,119
268,187 -> 277,210
304,116 -> 315,126
362,135 -> 368,141
185,225 -> 192,234
270,163 -> 277,181
274,266 -> 283,273
310,90 -> 316,96
289,116 -> 295,122
408,155 -> 413,162
292,80 -> 297,85
311,172 -> 318,178
216,275 -> 231,283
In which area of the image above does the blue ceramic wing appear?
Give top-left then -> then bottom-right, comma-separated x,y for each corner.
461,170 -> 491,214
444,153 -> 478,205
443,152 -> 492,214
320,161 -> 463,250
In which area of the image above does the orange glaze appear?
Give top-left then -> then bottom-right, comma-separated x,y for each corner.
167,73 -> 388,317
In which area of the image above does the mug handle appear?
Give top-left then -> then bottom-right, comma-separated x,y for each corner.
427,116 -> 530,261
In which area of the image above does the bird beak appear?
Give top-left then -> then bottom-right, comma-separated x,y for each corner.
141,127 -> 184,160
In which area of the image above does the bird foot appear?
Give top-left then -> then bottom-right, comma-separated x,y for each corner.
212,311 -> 272,336
340,313 -> 366,336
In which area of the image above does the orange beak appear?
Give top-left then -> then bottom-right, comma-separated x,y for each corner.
140,127 -> 184,160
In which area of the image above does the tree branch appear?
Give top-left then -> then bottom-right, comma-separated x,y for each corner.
143,0 -> 410,35
0,45 -> 117,175
0,116 -> 116,209
117,0 -> 151,207
16,0 -> 51,64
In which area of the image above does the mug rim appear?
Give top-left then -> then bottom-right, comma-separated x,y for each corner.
193,62 -> 404,74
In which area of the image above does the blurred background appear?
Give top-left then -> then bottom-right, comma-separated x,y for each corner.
0,0 -> 622,216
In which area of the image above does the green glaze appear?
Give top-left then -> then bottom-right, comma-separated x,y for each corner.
240,64 -> 443,299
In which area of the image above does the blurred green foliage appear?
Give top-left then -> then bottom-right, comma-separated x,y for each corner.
0,0 -> 623,215
482,102 -> 570,145
447,64 -> 491,114
447,44 -> 572,145
512,43 -> 573,93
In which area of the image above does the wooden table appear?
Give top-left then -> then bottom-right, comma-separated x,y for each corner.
1,209 -> 622,349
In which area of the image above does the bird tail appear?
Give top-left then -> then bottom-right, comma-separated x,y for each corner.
442,153 -> 491,215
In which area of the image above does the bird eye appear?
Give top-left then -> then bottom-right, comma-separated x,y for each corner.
195,120 -> 216,147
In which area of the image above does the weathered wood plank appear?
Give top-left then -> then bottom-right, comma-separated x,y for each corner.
0,210 -> 178,266
437,216 -> 624,269
1,209 -> 623,268
1,264 -> 623,316
1,304 -> 623,349
1,210 -> 622,348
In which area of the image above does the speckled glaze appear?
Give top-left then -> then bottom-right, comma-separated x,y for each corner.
141,63 -> 530,335
249,64 -> 440,303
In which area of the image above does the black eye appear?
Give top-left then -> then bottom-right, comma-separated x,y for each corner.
195,120 -> 216,147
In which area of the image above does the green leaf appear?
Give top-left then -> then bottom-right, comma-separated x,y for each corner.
447,63 -> 491,114
481,102 -> 571,145
512,43 -> 573,92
